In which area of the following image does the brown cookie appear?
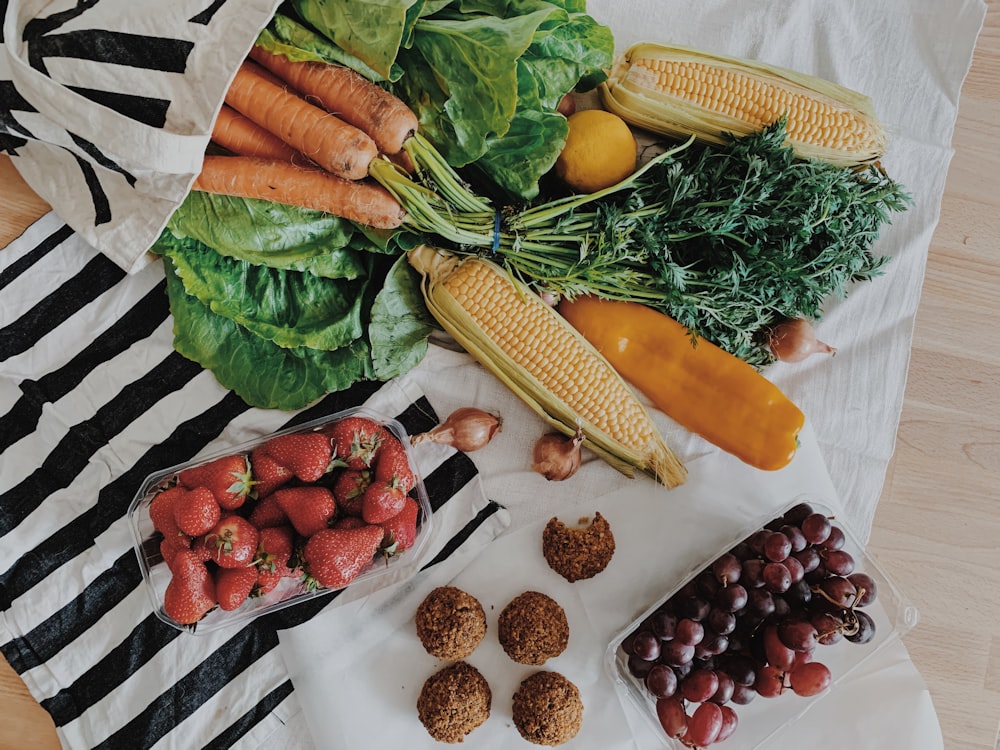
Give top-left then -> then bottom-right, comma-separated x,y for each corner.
417,661 -> 492,743
512,670 -> 583,746
415,585 -> 487,660
542,512 -> 616,582
497,591 -> 568,665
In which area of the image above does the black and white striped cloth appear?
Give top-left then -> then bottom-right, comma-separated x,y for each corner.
1,0 -> 282,272
0,212 -> 509,749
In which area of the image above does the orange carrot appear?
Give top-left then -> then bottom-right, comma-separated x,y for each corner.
192,155 -> 406,229
211,104 -> 301,162
249,46 -> 419,155
224,61 -> 378,181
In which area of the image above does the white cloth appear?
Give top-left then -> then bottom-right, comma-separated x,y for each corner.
0,0 -> 282,272
584,0 -> 986,542
273,0 -> 985,747
278,414 -> 940,750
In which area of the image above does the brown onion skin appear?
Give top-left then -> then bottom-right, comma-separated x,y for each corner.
410,407 -> 502,452
557,93 -> 577,117
531,424 -> 585,481
768,318 -> 837,363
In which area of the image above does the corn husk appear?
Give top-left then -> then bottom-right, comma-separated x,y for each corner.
408,245 -> 687,488
600,41 -> 887,166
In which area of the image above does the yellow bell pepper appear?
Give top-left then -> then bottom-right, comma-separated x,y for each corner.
558,296 -> 805,471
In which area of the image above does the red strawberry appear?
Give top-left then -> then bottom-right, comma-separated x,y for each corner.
332,468 -> 372,517
361,479 -> 406,524
190,534 -> 216,563
324,417 -> 385,470
255,525 -> 294,574
333,515 -> 368,530
372,434 -> 417,493
302,525 -> 383,590
215,565 -> 258,611
378,496 -> 420,553
253,569 -> 283,596
149,485 -> 186,535
273,486 -> 337,537
163,550 -> 216,625
177,454 -> 252,510
247,492 -> 290,529
258,432 -> 333,483
250,449 -> 294,498
173,486 -> 221,537
202,515 -> 259,569
160,533 -> 192,572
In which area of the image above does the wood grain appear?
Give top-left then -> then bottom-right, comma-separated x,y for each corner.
1,4 -> 998,749
869,4 -> 1000,749
0,157 -> 50,250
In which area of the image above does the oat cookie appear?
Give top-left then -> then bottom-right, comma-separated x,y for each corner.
542,512 -> 616,582
497,591 -> 569,665
417,661 -> 492,743
415,585 -> 487,660
512,670 -> 583,746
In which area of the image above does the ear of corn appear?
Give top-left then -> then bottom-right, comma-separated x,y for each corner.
599,42 -> 887,166
407,245 -> 687,489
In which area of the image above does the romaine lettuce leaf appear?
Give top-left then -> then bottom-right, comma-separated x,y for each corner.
163,258 -> 375,411
155,232 -> 372,351
521,13 -> 614,107
369,253 -> 436,380
472,58 -> 568,198
168,192 -> 372,279
405,6 -> 566,166
291,0 -> 421,81
258,17 -> 402,83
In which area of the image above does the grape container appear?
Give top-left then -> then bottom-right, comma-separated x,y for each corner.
604,496 -> 918,748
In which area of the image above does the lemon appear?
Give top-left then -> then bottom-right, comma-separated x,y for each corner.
554,109 -> 637,193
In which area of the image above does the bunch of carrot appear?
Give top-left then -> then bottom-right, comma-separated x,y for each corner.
194,46 -> 419,229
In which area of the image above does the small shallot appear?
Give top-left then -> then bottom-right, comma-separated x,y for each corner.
410,407 -> 502,452
532,423 -> 585,481
768,318 -> 837,363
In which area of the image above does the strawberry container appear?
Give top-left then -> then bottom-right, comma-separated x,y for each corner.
127,406 -> 434,634
604,495 -> 918,749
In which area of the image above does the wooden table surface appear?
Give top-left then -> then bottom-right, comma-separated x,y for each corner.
2,5 -> 999,748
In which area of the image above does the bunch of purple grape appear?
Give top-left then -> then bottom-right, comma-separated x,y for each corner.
620,502 -> 878,747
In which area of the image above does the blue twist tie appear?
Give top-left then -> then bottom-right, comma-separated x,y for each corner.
492,210 -> 502,254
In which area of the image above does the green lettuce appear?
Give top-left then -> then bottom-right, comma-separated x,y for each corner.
369,253 -> 436,380
257,17 -> 402,83
292,0 -> 422,82
167,192 -> 374,279
163,257 -> 376,410
155,232 -> 372,351
156,191 -> 435,410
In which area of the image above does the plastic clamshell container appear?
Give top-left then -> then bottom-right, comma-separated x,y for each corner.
604,494 -> 918,749
127,406 -> 434,634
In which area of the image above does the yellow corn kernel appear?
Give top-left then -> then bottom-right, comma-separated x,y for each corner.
444,259 -> 650,446
600,42 -> 887,166
408,245 -> 686,488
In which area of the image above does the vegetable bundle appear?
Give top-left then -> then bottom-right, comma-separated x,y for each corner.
280,0 -> 615,199
373,121 -> 911,366
153,0 -> 616,411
